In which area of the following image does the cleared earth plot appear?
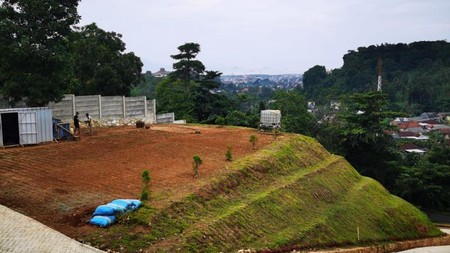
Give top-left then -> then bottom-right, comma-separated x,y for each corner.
0,125 -> 274,238
0,125 -> 442,252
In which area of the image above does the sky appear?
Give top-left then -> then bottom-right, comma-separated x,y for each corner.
78,0 -> 450,75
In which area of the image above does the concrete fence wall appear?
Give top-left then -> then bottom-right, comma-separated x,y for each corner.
156,113 -> 175,124
0,95 -> 157,123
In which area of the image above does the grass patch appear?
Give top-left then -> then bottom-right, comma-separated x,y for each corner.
86,135 -> 440,252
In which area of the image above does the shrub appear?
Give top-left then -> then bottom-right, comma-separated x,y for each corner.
249,135 -> 257,150
215,116 -> 225,127
225,145 -> 232,161
192,155 -> 203,177
140,170 -> 151,201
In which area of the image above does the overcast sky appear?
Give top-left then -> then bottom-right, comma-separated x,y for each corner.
78,0 -> 450,75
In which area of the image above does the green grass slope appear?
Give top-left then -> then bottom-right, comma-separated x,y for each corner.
97,135 -> 441,252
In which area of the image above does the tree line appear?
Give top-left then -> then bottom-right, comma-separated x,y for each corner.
302,41 -> 450,114
0,0 -> 142,107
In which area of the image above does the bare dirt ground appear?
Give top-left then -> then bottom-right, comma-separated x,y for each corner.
0,124 -> 276,238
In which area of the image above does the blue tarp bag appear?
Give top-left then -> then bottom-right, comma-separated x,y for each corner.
89,216 -> 116,228
125,199 -> 142,210
92,205 -> 116,216
105,203 -> 127,213
110,199 -> 132,210
110,199 -> 142,211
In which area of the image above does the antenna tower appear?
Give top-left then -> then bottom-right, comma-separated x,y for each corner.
377,57 -> 382,92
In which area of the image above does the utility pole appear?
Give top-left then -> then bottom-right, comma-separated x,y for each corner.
377,57 -> 382,92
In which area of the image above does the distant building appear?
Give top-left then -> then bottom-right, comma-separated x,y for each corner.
420,112 -> 440,122
152,68 -> 171,77
400,143 -> 427,154
307,101 -> 317,113
330,101 -> 340,110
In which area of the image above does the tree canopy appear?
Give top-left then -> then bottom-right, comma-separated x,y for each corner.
170,42 -> 205,97
68,23 -> 143,96
0,0 -> 80,106
156,43 -> 230,123
272,90 -> 316,136
317,92 -> 402,188
302,41 -> 450,113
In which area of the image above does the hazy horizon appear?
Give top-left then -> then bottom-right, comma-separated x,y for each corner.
78,0 -> 450,75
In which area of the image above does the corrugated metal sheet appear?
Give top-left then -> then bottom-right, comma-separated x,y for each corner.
0,107 -> 53,147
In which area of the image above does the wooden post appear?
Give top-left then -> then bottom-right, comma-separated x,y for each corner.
71,94 -> 76,118
122,96 -> 126,119
144,96 -> 148,118
98,95 -> 102,119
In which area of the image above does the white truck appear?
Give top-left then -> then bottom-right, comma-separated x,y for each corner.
259,110 -> 281,132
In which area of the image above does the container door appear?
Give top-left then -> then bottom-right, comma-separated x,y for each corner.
1,112 -> 20,146
18,112 -> 37,145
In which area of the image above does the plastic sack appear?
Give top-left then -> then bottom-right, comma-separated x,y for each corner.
110,199 -> 142,211
125,199 -> 142,210
92,205 -> 116,216
110,199 -> 132,210
105,203 -> 127,213
89,215 -> 116,228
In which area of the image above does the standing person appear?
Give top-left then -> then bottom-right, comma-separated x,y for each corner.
85,113 -> 93,134
73,112 -> 81,138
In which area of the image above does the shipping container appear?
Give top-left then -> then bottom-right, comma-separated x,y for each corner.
0,107 -> 53,147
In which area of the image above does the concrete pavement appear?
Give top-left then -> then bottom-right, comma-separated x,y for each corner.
397,245 -> 450,253
397,228 -> 450,253
0,204 -> 104,253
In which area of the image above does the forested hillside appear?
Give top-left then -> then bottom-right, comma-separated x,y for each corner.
303,41 -> 450,113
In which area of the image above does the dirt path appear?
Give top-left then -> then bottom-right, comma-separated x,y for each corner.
0,124 -> 277,238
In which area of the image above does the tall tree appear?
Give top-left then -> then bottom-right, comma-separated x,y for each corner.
192,71 -> 231,122
170,42 -> 205,97
158,43 -> 231,123
335,91 -> 401,187
68,23 -> 143,96
0,0 -> 80,106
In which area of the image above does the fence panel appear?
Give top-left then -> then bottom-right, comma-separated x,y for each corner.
1,94 -> 157,123
48,95 -> 74,121
125,97 -> 145,118
101,96 -> 124,119
157,113 -> 175,124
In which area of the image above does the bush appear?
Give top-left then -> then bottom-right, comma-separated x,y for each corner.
140,170 -> 151,201
192,155 -> 203,177
225,145 -> 232,161
249,135 -> 257,150
215,116 -> 225,127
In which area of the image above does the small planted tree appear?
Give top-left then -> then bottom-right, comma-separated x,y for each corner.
192,155 -> 203,177
225,145 -> 233,161
140,170 -> 151,201
249,135 -> 258,150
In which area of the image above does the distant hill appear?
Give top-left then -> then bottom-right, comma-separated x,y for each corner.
98,134 -> 441,252
303,41 -> 450,114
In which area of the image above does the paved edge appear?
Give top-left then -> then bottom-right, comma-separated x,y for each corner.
300,233 -> 450,253
0,204 -> 104,253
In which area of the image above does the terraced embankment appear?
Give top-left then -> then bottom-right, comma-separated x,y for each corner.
93,135 -> 442,252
